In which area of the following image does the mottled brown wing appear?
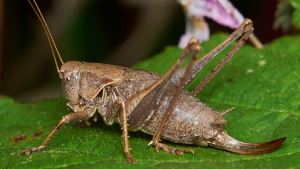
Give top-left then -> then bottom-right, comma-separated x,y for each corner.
127,80 -> 176,131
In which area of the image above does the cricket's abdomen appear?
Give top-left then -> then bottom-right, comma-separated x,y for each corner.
139,92 -> 226,144
118,68 -> 227,145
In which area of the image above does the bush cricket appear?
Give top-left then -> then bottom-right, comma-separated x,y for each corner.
21,0 -> 286,163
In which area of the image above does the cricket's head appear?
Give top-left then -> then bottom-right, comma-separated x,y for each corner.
28,0 -> 83,112
59,61 -> 81,111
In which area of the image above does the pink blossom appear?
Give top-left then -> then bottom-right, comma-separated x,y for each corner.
179,0 -> 245,48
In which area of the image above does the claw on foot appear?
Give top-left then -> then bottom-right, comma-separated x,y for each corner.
125,152 -> 137,164
154,143 -> 194,155
20,146 -> 45,156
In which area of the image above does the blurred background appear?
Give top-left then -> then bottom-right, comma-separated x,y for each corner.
0,0 -> 295,101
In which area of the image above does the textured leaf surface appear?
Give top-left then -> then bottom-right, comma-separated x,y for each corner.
1,34 -> 300,168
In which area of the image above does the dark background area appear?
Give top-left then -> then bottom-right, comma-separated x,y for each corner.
0,0 -> 284,101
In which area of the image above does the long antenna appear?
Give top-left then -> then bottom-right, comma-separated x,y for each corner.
27,0 -> 64,72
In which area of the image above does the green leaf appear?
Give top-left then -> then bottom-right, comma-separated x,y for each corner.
1,34 -> 300,168
291,0 -> 300,8
292,8 -> 300,28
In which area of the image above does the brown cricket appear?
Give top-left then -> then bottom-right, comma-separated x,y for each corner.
21,0 -> 286,163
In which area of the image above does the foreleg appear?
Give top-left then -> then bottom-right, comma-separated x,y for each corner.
21,111 -> 92,155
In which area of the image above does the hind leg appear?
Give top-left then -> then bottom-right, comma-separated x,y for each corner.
152,142 -> 194,155
190,19 -> 254,96
150,20 -> 254,154
149,40 -> 200,155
